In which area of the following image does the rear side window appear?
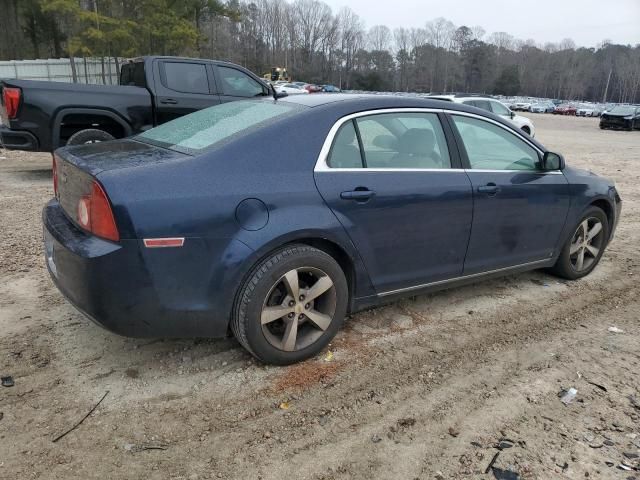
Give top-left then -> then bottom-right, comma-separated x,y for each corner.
163,62 -> 209,94
326,112 -> 451,169
357,112 -> 451,169
137,100 -> 301,154
120,62 -> 146,87
327,121 -> 363,168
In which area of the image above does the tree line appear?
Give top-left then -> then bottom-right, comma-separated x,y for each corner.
1,0 -> 639,103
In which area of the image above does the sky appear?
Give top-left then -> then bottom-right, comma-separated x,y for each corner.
322,0 -> 640,48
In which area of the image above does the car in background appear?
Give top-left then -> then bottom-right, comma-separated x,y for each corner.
530,101 -> 555,113
430,94 -> 535,136
321,85 -> 341,93
303,84 -> 323,93
512,100 -> 533,111
600,105 -> 640,130
576,104 -> 602,117
274,83 -> 309,95
0,56 -> 272,151
553,104 -> 577,115
43,94 -> 621,364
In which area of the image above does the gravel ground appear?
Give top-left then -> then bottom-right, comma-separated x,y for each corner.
1,114 -> 639,479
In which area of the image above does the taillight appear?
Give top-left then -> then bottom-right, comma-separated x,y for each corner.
52,154 -> 59,197
76,181 -> 119,242
2,87 -> 21,119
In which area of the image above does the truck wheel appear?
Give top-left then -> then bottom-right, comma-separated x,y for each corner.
67,129 -> 115,146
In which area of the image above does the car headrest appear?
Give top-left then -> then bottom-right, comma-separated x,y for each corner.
397,128 -> 436,155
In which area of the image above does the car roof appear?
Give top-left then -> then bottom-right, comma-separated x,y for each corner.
274,93 -> 504,116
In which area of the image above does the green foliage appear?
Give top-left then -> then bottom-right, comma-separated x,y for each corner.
493,64 -> 521,96
34,0 -> 237,57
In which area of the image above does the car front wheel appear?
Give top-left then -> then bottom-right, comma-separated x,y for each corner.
550,206 -> 609,280
231,244 -> 348,365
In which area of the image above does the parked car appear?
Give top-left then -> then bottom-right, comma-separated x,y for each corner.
303,84 -> 323,93
0,56 -> 271,151
530,101 -> 555,113
599,105 -> 640,130
275,83 -> 309,95
576,104 -> 602,117
553,104 -> 577,115
321,85 -> 341,93
512,101 -> 532,111
43,94 -> 621,364
430,94 -> 536,136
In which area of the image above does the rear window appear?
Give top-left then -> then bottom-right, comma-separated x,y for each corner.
137,100 -> 301,154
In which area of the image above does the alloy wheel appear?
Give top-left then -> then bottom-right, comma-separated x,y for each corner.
261,267 -> 337,352
569,217 -> 604,272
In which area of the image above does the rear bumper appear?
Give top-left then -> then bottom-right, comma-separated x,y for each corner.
0,125 -> 39,150
43,199 -> 253,338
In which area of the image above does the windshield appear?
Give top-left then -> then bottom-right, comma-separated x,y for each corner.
137,100 -> 302,154
608,105 -> 636,115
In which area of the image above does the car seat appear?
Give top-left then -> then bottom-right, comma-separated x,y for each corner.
391,128 -> 442,168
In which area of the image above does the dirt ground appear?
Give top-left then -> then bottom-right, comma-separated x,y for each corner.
0,114 -> 639,480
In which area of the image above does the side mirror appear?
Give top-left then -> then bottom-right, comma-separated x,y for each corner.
542,151 -> 565,171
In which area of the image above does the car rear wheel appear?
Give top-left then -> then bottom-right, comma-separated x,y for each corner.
550,206 -> 608,280
231,244 -> 348,365
67,128 -> 115,146
521,126 -> 531,135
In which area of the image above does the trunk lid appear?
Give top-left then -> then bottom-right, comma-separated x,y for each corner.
54,139 -> 188,228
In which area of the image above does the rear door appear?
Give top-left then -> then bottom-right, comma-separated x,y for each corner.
448,113 -> 570,274
314,110 -> 473,295
153,59 -> 221,125
213,65 -> 269,103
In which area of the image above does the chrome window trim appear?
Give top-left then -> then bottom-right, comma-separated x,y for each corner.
378,258 -> 550,297
315,108 -> 445,172
314,107 -> 558,174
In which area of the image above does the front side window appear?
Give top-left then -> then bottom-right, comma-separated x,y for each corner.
355,112 -> 451,169
490,101 -> 511,117
163,62 -> 209,94
218,66 -> 265,97
452,115 -> 540,171
138,100 -> 301,154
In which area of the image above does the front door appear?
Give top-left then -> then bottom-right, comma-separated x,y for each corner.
153,60 -> 221,125
314,111 -> 473,294
448,113 -> 571,274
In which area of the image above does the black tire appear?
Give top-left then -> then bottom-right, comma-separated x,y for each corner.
231,244 -> 348,365
521,126 -> 531,135
67,129 -> 115,146
550,206 -> 609,280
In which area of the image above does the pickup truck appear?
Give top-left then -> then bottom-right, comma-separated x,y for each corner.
0,56 -> 272,152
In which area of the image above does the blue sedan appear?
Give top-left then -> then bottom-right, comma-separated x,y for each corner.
43,94 -> 622,364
